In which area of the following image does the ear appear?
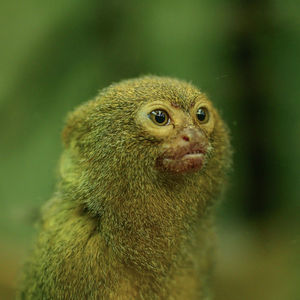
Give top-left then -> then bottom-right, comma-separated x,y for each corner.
61,102 -> 94,148
62,110 -> 81,148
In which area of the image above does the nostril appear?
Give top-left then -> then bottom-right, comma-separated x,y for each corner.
182,135 -> 190,142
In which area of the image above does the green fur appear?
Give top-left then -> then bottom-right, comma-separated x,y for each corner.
17,76 -> 232,300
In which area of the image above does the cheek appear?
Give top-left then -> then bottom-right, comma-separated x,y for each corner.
199,114 -> 215,136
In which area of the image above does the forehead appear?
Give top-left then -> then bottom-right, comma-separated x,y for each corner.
108,77 -> 208,112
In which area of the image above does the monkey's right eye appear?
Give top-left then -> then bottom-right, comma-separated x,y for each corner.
148,110 -> 170,126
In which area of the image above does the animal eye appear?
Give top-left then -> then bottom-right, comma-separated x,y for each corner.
149,110 -> 170,126
196,107 -> 209,124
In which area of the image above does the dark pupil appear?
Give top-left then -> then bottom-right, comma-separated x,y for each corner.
154,111 -> 166,123
197,109 -> 206,121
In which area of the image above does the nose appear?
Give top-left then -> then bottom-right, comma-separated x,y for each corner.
182,135 -> 190,142
180,128 -> 202,143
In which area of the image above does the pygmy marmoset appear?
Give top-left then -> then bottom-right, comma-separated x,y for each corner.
18,76 -> 232,300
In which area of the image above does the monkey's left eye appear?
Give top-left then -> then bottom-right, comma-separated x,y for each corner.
196,107 -> 209,124
149,110 -> 170,126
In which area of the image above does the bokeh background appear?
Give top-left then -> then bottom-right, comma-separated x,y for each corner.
0,0 -> 299,299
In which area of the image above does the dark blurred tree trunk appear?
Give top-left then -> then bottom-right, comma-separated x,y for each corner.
231,0 -> 276,220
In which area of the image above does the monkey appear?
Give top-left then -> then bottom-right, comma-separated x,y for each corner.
17,76 -> 232,300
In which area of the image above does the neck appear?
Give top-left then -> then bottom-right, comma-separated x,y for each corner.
59,150 -> 219,275
98,172 -> 210,276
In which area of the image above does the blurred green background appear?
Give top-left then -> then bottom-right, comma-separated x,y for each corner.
0,0 -> 299,299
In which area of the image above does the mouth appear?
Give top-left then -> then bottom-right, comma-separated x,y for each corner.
182,150 -> 204,158
156,145 -> 207,173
